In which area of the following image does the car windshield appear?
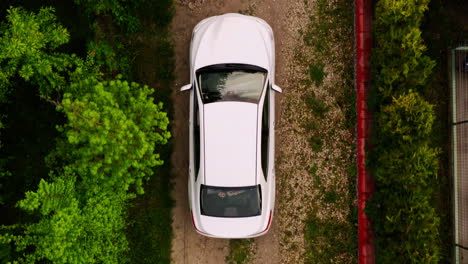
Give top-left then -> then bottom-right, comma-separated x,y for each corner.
196,64 -> 267,104
200,185 -> 261,217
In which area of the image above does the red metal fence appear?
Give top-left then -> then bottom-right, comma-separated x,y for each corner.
355,0 -> 374,263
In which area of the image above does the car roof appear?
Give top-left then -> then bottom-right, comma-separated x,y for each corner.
203,101 -> 258,187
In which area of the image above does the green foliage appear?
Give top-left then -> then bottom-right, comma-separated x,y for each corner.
53,78 -> 170,195
123,1 -> 175,261
17,177 -> 76,214
374,144 -> 439,188
0,118 -> 7,206
373,0 -> 436,99
303,0 -> 354,60
369,146 -> 441,263
0,242 -> 12,263
368,0 -> 441,262
226,239 -> 254,264
308,137 -> 323,152
11,177 -> 130,264
88,15 -> 136,80
0,225 -> 18,263
0,7 -> 80,100
379,91 -> 435,144
87,40 -> 120,75
0,5 -> 172,263
306,93 -> 329,119
125,164 -> 173,264
305,213 -> 356,264
308,64 -> 326,87
421,0 -> 462,260
0,82 -> 64,224
73,0 -> 175,33
73,0 -> 140,32
3,78 -> 171,263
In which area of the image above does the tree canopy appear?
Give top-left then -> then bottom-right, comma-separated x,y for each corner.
0,7 -> 78,101
0,6 -> 170,263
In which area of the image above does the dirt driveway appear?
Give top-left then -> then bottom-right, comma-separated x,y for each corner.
170,0 -> 315,263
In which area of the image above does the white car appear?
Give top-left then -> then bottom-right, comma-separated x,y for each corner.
180,13 -> 281,238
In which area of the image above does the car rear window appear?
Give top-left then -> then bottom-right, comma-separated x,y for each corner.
200,185 -> 261,217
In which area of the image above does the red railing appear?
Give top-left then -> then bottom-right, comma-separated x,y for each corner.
355,0 -> 374,263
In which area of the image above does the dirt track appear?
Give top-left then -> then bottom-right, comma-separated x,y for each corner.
170,0 -> 311,263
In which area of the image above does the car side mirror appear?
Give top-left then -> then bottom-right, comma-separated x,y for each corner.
181,84 -> 192,91
272,84 -> 282,93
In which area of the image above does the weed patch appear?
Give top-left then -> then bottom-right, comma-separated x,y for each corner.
226,239 -> 256,264
238,3 -> 256,16
299,0 -> 357,262
305,212 -> 355,264
306,94 -> 329,118
308,64 -> 326,87
308,137 -> 323,152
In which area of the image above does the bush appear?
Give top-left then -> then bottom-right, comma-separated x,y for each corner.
373,0 -> 435,99
87,40 -> 120,75
73,0 -> 174,33
73,0 -> 140,32
379,91 -> 435,144
368,0 -> 441,263
55,78 -> 170,195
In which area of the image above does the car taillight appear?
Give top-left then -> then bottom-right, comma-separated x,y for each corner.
191,210 -> 198,230
263,210 -> 273,232
191,210 -> 210,235
253,210 -> 273,236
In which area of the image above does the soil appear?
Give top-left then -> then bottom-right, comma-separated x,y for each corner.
170,0 -> 312,263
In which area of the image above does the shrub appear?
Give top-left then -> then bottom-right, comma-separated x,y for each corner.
379,91 -> 435,144
373,0 -> 435,99
370,142 -> 440,263
73,0 -> 140,32
368,0 -> 441,263
73,0 -> 174,33
87,40 -> 120,75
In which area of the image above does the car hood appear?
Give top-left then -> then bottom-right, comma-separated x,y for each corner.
203,102 -> 257,187
192,13 -> 272,71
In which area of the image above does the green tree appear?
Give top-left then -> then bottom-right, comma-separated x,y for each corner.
2,78 -> 170,263
52,78 -> 171,195
7,176 -> 130,264
0,7 -> 80,100
0,7 -> 171,263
